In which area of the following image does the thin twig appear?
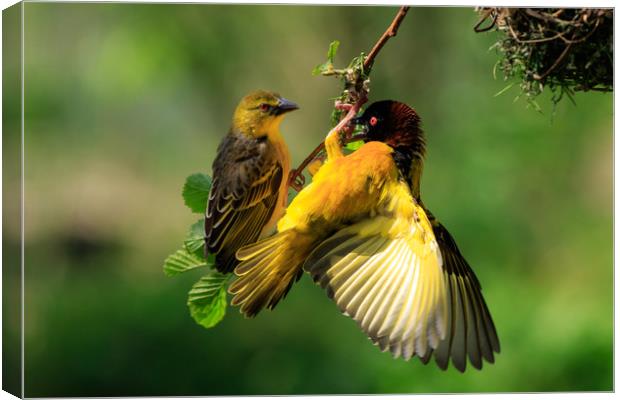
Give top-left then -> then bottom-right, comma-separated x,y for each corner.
533,41 -> 573,81
364,6 -> 410,71
288,7 -> 410,191
288,94 -> 367,191
509,31 -> 563,44
473,8 -> 497,33
524,8 -> 573,26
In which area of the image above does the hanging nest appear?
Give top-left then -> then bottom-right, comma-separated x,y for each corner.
475,8 -> 613,105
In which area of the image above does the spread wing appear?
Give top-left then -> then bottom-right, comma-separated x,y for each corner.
205,133 -> 283,273
422,213 -> 501,372
303,189 -> 449,362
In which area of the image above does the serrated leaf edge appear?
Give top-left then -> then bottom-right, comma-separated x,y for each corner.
163,248 -> 207,277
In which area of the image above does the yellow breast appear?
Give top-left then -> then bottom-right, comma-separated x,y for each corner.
261,129 -> 291,237
278,141 -> 402,232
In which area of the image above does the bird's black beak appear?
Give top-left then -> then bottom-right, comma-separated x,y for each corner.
275,98 -> 299,115
350,116 -> 368,133
350,116 -> 365,126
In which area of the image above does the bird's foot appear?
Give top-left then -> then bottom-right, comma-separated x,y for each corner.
334,101 -> 353,112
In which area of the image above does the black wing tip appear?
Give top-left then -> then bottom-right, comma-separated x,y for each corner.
428,214 -> 502,375
482,350 -> 496,363
436,361 -> 449,371
204,242 -> 232,274
234,294 -> 266,318
203,243 -> 210,261
214,263 -> 234,274
213,251 -> 239,274
419,350 -> 433,365
446,352 -> 499,373
241,308 -> 260,318
214,266 -> 231,274
490,333 -> 501,353
452,358 -> 467,373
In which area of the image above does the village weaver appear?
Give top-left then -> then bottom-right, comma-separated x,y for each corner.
229,100 -> 500,371
204,90 -> 298,273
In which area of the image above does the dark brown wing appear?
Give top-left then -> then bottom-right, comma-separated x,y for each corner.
205,133 -> 283,273
422,209 -> 500,372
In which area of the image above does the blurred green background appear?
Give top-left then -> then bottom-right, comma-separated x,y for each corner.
3,4 -> 612,396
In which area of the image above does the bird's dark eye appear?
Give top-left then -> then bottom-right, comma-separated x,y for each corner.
369,116 -> 378,126
259,103 -> 270,112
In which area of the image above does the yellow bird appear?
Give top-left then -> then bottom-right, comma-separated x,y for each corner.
229,100 -> 499,371
204,90 -> 298,273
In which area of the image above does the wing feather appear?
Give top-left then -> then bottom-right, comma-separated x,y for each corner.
304,211 -> 447,364
382,249 -> 415,344
422,214 -> 500,371
367,247 -> 410,337
205,133 -> 284,273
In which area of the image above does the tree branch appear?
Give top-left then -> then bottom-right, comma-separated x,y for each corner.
288,6 -> 410,191
364,6 -> 410,71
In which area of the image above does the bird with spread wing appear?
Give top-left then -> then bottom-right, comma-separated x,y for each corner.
204,90 -> 299,273
229,100 -> 499,372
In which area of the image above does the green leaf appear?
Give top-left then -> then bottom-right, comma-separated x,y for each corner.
182,173 -> 211,214
312,62 -> 328,76
312,40 -> 340,76
345,140 -> 364,151
182,219 -> 216,265
184,219 -> 206,256
163,248 -> 208,277
348,53 -> 367,76
494,82 -> 515,97
187,272 -> 230,328
528,99 -> 543,114
326,40 -> 340,63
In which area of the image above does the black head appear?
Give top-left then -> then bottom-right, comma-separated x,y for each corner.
354,100 -> 424,157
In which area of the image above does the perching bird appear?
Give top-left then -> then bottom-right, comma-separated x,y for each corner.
229,100 -> 499,371
204,90 -> 298,273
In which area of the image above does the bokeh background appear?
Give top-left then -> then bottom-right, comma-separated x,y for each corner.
2,4 -> 612,396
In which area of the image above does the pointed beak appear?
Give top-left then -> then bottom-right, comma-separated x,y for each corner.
350,116 -> 364,125
350,116 -> 368,134
275,98 -> 299,115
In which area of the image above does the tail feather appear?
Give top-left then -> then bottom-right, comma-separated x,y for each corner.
229,230 -> 315,317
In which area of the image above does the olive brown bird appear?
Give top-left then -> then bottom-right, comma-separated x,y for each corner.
229,100 -> 500,372
204,90 -> 298,273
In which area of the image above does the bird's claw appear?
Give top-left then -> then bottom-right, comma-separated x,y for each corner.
288,169 -> 306,192
335,101 -> 353,111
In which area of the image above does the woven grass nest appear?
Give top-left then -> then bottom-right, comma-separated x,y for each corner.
475,8 -> 613,105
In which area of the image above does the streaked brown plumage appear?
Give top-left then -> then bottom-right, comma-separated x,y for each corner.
204,90 -> 298,273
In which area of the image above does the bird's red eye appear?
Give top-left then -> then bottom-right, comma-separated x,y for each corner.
259,103 -> 270,112
369,116 -> 378,126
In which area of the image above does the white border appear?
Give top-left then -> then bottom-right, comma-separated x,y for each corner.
0,1 -> 615,400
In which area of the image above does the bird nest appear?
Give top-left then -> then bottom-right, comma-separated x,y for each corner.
475,8 -> 613,105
